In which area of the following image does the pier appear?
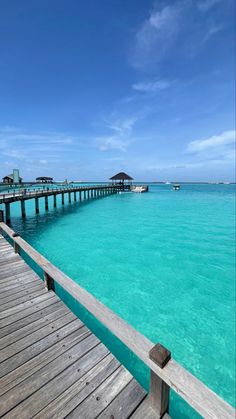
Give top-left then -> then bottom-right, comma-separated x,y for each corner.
0,185 -> 120,224
0,221 -> 235,418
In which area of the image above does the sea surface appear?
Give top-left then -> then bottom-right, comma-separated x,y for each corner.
1,183 -> 235,418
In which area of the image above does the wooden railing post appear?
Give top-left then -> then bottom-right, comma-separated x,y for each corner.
12,232 -> 20,254
149,343 -> 171,417
44,271 -> 55,291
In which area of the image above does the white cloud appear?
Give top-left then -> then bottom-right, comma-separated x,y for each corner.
96,117 -> 138,152
97,136 -> 127,152
39,159 -> 48,165
187,130 -> 235,153
132,79 -> 171,93
131,3 -> 182,68
3,149 -> 26,160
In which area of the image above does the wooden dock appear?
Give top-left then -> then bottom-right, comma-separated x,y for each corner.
0,234 -> 149,418
0,221 -> 235,419
0,184 -> 120,224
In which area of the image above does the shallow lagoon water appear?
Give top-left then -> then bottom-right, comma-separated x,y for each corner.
2,184 -> 235,417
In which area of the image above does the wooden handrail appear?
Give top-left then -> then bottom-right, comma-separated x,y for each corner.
0,221 -> 234,419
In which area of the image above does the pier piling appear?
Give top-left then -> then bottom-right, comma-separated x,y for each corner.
35,197 -> 39,214
45,195 -> 49,211
5,203 -> 10,224
21,200 -> 26,218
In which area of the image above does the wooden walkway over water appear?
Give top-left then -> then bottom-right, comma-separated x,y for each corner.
0,185 -> 121,224
0,221 -> 235,419
0,234 -> 150,418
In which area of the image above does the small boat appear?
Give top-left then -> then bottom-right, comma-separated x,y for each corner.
173,184 -> 180,191
131,185 -> 149,193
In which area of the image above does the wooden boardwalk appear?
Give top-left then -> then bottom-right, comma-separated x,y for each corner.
0,234 -> 149,418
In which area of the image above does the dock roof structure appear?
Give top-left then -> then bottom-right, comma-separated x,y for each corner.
110,172 -> 133,181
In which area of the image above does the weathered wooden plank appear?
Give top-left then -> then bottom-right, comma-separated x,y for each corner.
0,283 -> 45,308
0,269 -> 36,285
0,325 -> 90,396
0,318 -> 83,378
67,366 -> 133,418
0,334 -> 101,416
0,293 -> 57,327
0,292 -> 56,323
0,259 -> 26,275
0,310 -> 74,358
0,273 -> 38,292
96,379 -> 147,419
0,300 -> 63,339
0,255 -> 19,266
0,275 -> 43,300
9,343 -> 111,419
33,353 -> 119,419
0,287 -> 46,311
0,291 -> 56,319
130,398 -> 161,419
0,305 -> 68,350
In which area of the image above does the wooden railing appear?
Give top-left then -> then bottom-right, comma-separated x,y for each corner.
0,220 -> 235,419
0,184 -> 117,203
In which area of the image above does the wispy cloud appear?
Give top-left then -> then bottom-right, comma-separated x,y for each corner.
96,117 -> 137,152
131,3 -> 182,68
129,1 -> 227,69
132,79 -> 171,93
187,130 -> 235,153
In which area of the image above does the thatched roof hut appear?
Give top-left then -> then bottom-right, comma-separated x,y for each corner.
110,172 -> 133,182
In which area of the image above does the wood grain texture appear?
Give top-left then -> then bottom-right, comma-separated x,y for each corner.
0,233 -> 147,418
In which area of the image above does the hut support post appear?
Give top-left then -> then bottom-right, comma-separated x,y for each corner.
53,194 -> 57,208
68,192 -> 71,203
35,197 -> 39,214
62,193 -> 64,205
74,191 -> 76,201
149,343 -> 171,417
79,191 -> 81,201
5,203 -> 10,224
21,200 -> 26,218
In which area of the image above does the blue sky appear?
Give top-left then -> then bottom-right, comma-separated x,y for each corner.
0,0 -> 235,181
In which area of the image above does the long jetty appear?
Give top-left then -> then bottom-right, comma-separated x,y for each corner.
0,184 -> 121,223
0,220 -> 235,418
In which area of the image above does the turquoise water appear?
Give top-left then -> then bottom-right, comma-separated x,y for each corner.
1,184 -> 235,417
